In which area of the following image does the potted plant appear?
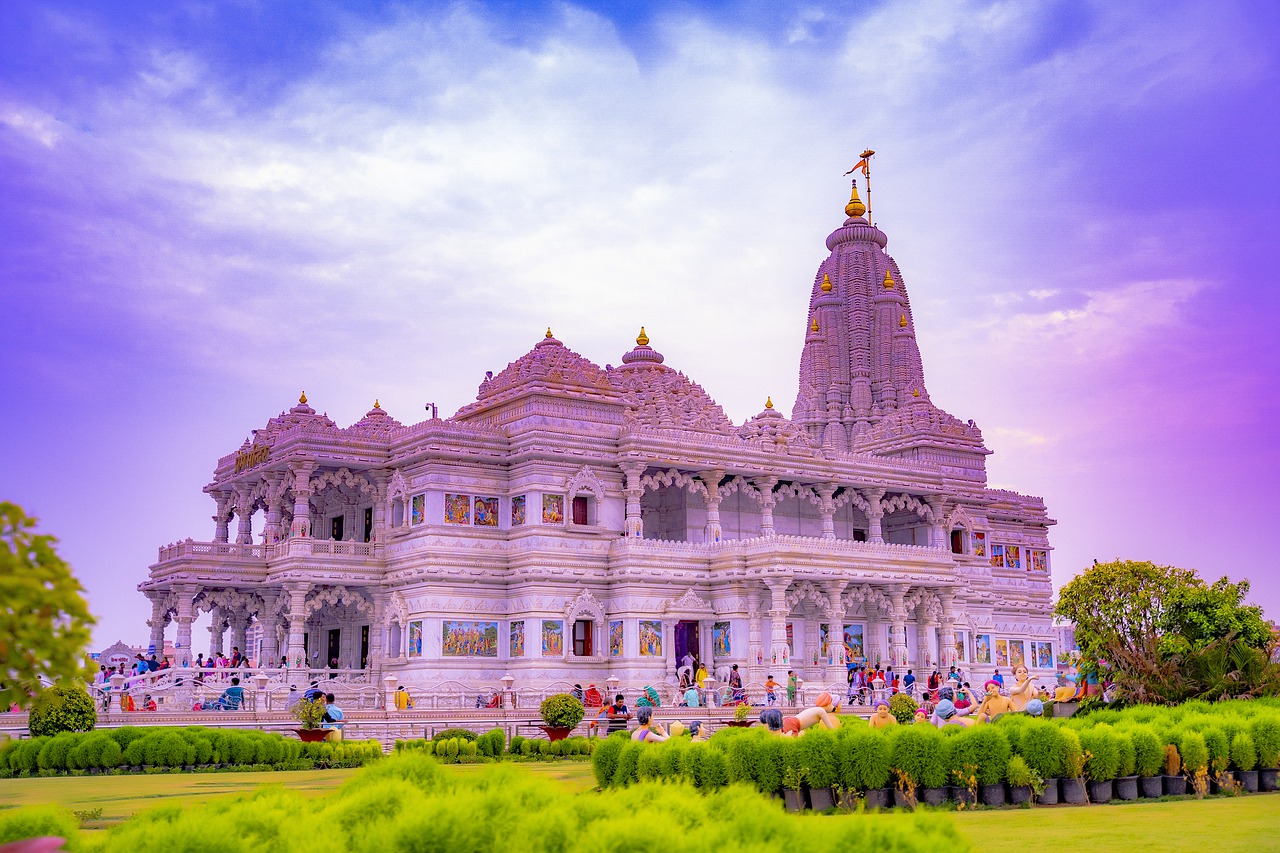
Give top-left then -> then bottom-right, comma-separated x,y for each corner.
797,729 -> 838,811
1250,716 -> 1279,792
291,698 -> 328,742
1006,754 -> 1041,806
1059,728 -> 1088,805
539,694 -> 585,741
891,726 -> 943,807
1080,727 -> 1118,803
1113,730 -> 1139,801
782,766 -> 808,813
1180,731 -> 1210,799
1232,732 -> 1259,793
727,702 -> 753,727
1131,726 -> 1164,798
971,726 -> 1011,806
1203,727 -> 1231,794
843,728 -> 892,810
1162,743 -> 1187,796
1019,719 -> 1061,805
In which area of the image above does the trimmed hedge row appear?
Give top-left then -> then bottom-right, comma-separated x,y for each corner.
591,698 -> 1280,794
393,729 -> 595,763
0,753 -> 967,852
0,726 -> 381,776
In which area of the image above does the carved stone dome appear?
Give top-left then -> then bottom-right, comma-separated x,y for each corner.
609,332 -> 736,435
346,400 -> 404,440
454,330 -> 617,419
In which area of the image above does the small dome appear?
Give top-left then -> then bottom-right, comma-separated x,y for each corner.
454,331 -> 615,419
610,331 -> 736,435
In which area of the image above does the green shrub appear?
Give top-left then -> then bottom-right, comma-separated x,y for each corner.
431,728 -> 477,743
698,746 -> 728,791
636,745 -> 664,781
1005,754 -> 1036,787
1060,728 -> 1085,778
1202,728 -> 1230,775
37,734 -> 77,772
538,740 -> 554,758
459,741 -> 478,763
840,728 -> 891,790
0,805 -> 81,851
1114,730 -> 1136,777
1130,727 -> 1163,777
28,683 -> 96,737
476,728 -> 506,758
1180,731 -> 1209,774
1018,719 -> 1064,779
68,733 -> 114,770
520,739 -> 535,757
795,728 -> 837,787
509,735 -> 525,756
659,737 -> 687,781
891,725 -> 946,788
540,694 -> 585,730
1250,716 -> 1280,768
591,733 -> 625,787
724,733 -> 756,784
10,738 -> 47,774
888,692 -> 919,724
968,726 -> 1012,786
613,741 -> 642,786
445,739 -> 459,760
1079,728 -> 1119,782
754,736 -> 785,795
107,727 -> 147,750
1230,733 -> 1257,772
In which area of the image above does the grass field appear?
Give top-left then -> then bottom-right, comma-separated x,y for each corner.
3,763 -> 1278,850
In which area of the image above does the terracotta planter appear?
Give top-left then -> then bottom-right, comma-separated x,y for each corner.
1086,779 -> 1113,803
1039,778 -> 1060,805
540,726 -> 573,742
920,786 -> 948,807
1238,770 -> 1259,793
808,786 -> 836,812
1163,775 -> 1187,796
863,788 -> 891,810
979,783 -> 1006,806
1114,776 -> 1139,801
1259,768 -> 1278,791
782,788 -> 807,813
295,728 -> 328,742
1139,776 -> 1163,798
1008,784 -> 1032,805
1060,777 -> 1088,804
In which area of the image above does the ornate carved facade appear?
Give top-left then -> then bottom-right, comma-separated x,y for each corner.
139,184 -> 1057,695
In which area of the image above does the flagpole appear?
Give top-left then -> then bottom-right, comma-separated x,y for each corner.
860,148 -> 875,226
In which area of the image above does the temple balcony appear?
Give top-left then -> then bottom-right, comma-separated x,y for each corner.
148,537 -> 386,582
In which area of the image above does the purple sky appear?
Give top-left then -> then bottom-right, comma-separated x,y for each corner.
2,1 -> 1277,649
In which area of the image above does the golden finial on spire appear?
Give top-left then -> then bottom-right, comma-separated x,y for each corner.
821,272 -> 832,293
299,391 -> 307,404
545,327 -> 554,339
845,180 -> 866,218
811,317 -> 820,332
883,270 -> 895,289
899,314 -> 908,328
374,399 -> 381,409
765,396 -> 774,410
637,326 -> 649,346
912,388 -> 921,397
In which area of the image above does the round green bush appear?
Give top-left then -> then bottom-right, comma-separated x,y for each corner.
754,735 -> 785,794
445,738 -> 459,759
538,740 -> 554,757
613,741 -> 642,786
28,683 -> 96,737
539,694 -> 585,730
1129,726 -> 1163,777
724,733 -> 757,784
795,728 -> 837,787
1114,730 -> 1136,777
1060,728 -> 1085,778
1018,719 -> 1064,779
37,734 -> 76,772
1230,732 -> 1257,772
1250,715 -> 1280,768
967,725 -> 1012,786
839,728 -> 891,790
891,726 -> 946,788
698,747 -> 728,791
509,735 -> 525,756
888,692 -> 919,724
1079,728 -> 1120,782
591,732 -> 626,787
1180,731 -> 1209,774
660,736 -> 688,781
1201,727 -> 1230,775
636,745 -> 663,781
431,728 -> 478,743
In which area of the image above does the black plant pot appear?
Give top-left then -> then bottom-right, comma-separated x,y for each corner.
864,788 -> 891,810
1259,768 -> 1278,792
892,785 -> 917,809
1008,784 -> 1032,805
920,786 -> 949,807
949,785 -> 976,808
1139,775 -> 1163,798
1039,778 -> 1060,805
1238,770 -> 1259,793
1087,779 -> 1113,803
1114,776 -> 1139,801
782,788 -> 807,813
1163,775 -> 1187,796
979,783 -> 1006,806
1060,777 -> 1088,804
808,786 -> 835,812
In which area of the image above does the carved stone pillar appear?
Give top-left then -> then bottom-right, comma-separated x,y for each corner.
888,584 -> 910,668
699,470 -> 724,543
258,591 -> 280,667
290,462 -> 315,539
262,474 -> 284,545
368,592 -> 387,669
212,491 -> 232,543
747,587 -> 764,682
864,488 -> 885,544
208,606 -> 224,657
699,618 -> 714,668
926,496 -> 948,549
824,580 -> 847,679
371,471 -> 389,543
756,477 -> 779,538
285,583 -> 311,668
146,593 -> 166,656
664,620 -> 676,678
817,484 -> 837,540
938,589 -> 958,668
765,578 -> 792,667
621,462 -> 646,538
915,603 -> 933,672
174,585 -> 196,667
230,615 -> 249,659
235,494 -> 255,545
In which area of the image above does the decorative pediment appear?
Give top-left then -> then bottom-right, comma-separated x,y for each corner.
786,580 -> 829,610
564,466 -> 607,503
310,467 -> 377,498
664,588 -> 713,615
386,470 -> 410,504
564,589 -> 606,622
306,585 -> 372,616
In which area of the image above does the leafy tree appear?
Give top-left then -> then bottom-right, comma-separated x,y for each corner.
1160,577 -> 1270,652
0,502 -> 95,709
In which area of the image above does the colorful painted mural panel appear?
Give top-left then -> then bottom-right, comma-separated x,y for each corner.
509,621 -> 525,658
1033,641 -> 1054,669
1005,545 -> 1021,569
713,621 -> 731,657
638,620 -> 662,656
609,620 -> 624,657
444,493 -> 470,525
541,620 -> 564,656
975,633 -> 992,664
971,531 -> 986,557
1030,549 -> 1048,572
542,494 -> 564,524
954,630 -> 968,663
1009,639 -> 1026,668
994,638 -> 1010,668
990,543 -> 1005,568
410,494 -> 425,526
442,620 -> 498,657
473,496 -> 499,527
511,495 -> 526,527
843,625 -> 865,662
407,621 -> 423,658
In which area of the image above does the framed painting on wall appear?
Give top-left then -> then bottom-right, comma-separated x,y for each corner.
971,531 -> 986,557
1030,549 -> 1048,572
407,621 -> 423,658
994,638 -> 1010,668
975,633 -> 992,664
442,620 -> 498,657
609,620 -> 624,657
474,497 -> 499,527
1005,545 -> 1022,569
1009,639 -> 1026,668
511,495 -> 526,527
638,620 -> 662,656
444,493 -> 470,525
541,620 -> 564,656
509,621 -> 525,658
713,621 -> 731,657
843,625 -> 865,662
954,629 -> 968,663
542,494 -> 564,524
1033,641 -> 1054,669
990,544 -> 1005,568
410,494 -> 425,526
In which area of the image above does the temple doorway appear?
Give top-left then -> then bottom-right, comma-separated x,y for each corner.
360,625 -> 370,668
675,620 -> 700,667
327,629 -> 341,667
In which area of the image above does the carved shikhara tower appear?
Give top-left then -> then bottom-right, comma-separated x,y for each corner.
140,184 -> 1057,701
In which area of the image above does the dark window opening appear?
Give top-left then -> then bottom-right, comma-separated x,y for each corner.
852,529 -> 867,542
572,619 -> 593,656
360,625 -> 370,668
330,516 -> 344,541
950,529 -> 965,554
363,507 -> 374,542
572,496 -> 589,525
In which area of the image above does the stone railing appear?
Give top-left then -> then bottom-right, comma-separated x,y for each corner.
614,534 -> 952,561
156,540 -> 265,563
